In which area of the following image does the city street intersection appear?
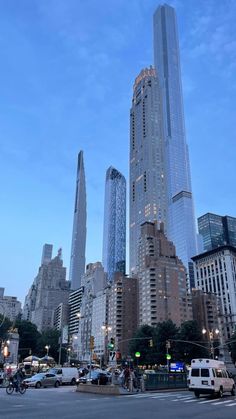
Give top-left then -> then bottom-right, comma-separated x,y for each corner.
0,385 -> 236,419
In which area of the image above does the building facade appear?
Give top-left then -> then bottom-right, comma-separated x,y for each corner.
0,288 -> 21,321
77,262 -> 108,361
23,246 -> 70,332
192,289 -> 221,335
198,213 -> 236,251
69,151 -> 87,290
108,273 -> 138,357
103,166 -> 126,281
153,4 -> 197,286
192,246 -> 236,341
129,67 -> 167,275
138,222 -> 192,327
54,302 -> 69,332
68,287 -> 84,337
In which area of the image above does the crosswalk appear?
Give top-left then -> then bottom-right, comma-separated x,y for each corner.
125,391 -> 236,408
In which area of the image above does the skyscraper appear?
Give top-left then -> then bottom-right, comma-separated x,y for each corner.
102,166 -> 126,281
153,4 -> 197,284
69,151 -> 87,290
138,222 -> 192,327
129,67 -> 167,274
41,243 -> 53,265
198,213 -> 236,251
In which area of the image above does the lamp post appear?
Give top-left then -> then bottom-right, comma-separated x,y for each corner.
45,345 -> 50,356
202,328 -> 220,359
101,324 -> 112,366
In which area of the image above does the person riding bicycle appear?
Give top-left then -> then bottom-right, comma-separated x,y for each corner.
12,367 -> 25,392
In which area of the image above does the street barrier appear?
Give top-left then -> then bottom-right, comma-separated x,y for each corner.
143,372 -> 187,391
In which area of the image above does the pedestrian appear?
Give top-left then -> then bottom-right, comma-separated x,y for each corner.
124,367 -> 130,389
119,369 -> 125,387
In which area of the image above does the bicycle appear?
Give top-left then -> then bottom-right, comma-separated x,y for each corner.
6,381 -> 26,395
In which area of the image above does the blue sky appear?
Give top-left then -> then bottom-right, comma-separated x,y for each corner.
0,0 -> 236,303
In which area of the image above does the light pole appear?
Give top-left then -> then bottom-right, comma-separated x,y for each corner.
101,323 -> 112,366
45,345 -> 50,356
202,328 -> 220,359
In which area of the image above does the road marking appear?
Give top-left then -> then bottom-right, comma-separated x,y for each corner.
210,400 -> 233,405
13,405 -> 24,408
226,402 -> 236,407
198,399 -> 217,404
183,399 -> 197,403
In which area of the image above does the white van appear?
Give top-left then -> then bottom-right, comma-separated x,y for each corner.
49,367 -> 78,385
188,358 -> 235,398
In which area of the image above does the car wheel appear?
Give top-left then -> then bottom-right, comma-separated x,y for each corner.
218,387 -> 223,398
54,381 -> 60,388
71,378 -> 76,385
194,391 -> 200,398
231,385 -> 235,396
35,382 -> 41,389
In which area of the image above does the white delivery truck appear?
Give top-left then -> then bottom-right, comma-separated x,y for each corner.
188,358 -> 235,398
49,367 -> 79,385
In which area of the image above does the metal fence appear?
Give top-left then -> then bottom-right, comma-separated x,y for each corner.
143,372 -> 187,390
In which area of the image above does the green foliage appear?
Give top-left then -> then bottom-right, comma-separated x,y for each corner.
15,320 -> 41,361
37,328 -> 61,362
129,324 -> 157,365
155,320 -> 179,364
129,320 -> 211,366
229,331 -> 236,363
174,320 -> 209,363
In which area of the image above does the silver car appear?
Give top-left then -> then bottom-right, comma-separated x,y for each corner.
23,372 -> 60,389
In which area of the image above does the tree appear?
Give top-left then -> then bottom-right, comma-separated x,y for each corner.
37,329 -> 61,362
174,320 -> 209,363
155,320 -> 179,365
129,324 -> 157,366
15,320 -> 41,361
229,332 -> 236,364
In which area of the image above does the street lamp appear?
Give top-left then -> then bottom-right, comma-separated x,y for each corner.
101,323 -> 112,366
67,348 -> 71,363
45,345 -> 50,356
202,328 -> 220,359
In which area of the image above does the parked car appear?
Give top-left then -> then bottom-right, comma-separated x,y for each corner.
188,358 -> 235,398
23,372 -> 60,389
77,370 -> 109,385
48,367 -> 78,385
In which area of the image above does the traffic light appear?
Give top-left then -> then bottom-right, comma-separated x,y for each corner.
90,335 -> 94,350
149,339 -> 153,347
110,337 -> 115,349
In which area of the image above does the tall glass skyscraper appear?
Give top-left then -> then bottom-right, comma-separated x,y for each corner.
102,166 -> 126,281
69,151 -> 87,290
153,4 -> 197,284
129,67 -> 167,274
198,213 -> 236,251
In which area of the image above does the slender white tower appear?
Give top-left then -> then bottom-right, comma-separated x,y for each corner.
153,4 -> 197,286
69,151 -> 87,290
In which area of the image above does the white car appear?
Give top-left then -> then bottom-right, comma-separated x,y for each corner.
188,358 -> 235,398
23,372 -> 60,388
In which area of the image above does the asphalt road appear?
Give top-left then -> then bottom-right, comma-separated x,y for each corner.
0,386 -> 236,419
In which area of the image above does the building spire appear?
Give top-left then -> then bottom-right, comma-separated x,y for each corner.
69,150 -> 87,290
